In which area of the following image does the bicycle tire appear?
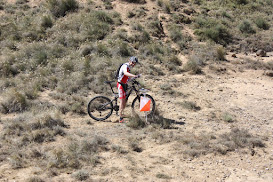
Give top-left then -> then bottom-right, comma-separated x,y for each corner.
87,96 -> 113,121
131,94 -> 155,117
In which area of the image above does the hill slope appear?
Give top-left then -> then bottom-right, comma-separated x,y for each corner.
0,0 -> 273,181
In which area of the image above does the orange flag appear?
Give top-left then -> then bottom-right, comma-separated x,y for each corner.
140,96 -> 151,111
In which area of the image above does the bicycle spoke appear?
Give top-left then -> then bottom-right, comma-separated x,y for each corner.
88,96 -> 113,121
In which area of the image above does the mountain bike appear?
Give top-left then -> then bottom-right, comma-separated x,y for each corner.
87,78 -> 155,121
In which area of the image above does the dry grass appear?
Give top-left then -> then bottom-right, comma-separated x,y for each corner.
176,128 -> 265,157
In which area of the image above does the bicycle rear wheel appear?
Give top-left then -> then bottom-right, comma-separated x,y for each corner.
131,94 -> 155,118
87,96 -> 113,121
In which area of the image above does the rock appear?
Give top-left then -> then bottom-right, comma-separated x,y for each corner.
256,49 -> 267,57
264,71 -> 273,77
232,54 -> 237,58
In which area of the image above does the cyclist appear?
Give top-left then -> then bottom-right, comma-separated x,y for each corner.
117,56 -> 140,123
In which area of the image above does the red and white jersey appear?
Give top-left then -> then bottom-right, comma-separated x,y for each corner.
118,63 -> 130,84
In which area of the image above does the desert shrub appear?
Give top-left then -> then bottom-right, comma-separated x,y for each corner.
244,58 -> 273,70
96,42 -> 110,56
128,137 -> 142,152
239,20 -> 256,34
216,46 -> 226,61
24,87 -> 39,100
47,136 -> 108,169
127,11 -> 136,18
111,145 -> 128,154
158,0 -> 171,13
16,0 -> 28,4
221,11 -> 232,19
172,13 -> 192,24
47,0 -> 79,18
156,173 -> 172,179
169,25 -> 183,42
79,45 -> 93,57
140,42 -> 172,61
183,55 -> 203,74
180,101 -> 201,111
72,170 -> 89,181
0,58 -> 19,77
194,16 -> 231,45
132,23 -> 143,31
148,17 -> 165,38
94,11 -> 114,24
127,112 -> 146,129
129,30 -> 151,47
8,153 -> 25,169
47,148 -> 80,169
26,176 -> 45,182
149,109 -> 172,129
112,40 -> 133,57
168,55 -> 182,66
41,15 -> 53,29
220,128 -> 265,148
147,65 -> 164,76
222,112 -> 235,123
70,101 -> 86,115
121,0 -> 146,3
177,128 -> 265,157
160,83 -> 171,90
0,90 -> 29,113
233,0 -> 248,5
30,114 -> 67,130
103,0 -> 113,9
255,17 -> 270,30
62,59 -> 74,73
191,0 -> 202,5
203,24 -> 231,45
31,129 -> 55,143
2,117 -> 26,137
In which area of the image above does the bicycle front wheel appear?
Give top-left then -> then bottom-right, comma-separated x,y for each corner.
87,96 -> 113,121
131,94 -> 155,118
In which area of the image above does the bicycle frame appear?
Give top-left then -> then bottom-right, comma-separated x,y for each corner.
104,80 -> 140,114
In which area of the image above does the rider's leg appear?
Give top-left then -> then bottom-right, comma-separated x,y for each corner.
119,98 -> 126,118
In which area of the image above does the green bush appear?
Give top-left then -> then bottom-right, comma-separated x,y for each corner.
94,11 -> 114,24
41,16 -> 53,29
216,46 -> 226,61
255,17 -> 270,30
222,112 -> 235,123
183,55 -> 202,74
233,0 -> 248,5
149,17 -> 165,38
26,176 -> 45,182
203,25 -> 231,45
180,101 -> 201,111
85,22 -> 111,40
169,26 -> 183,42
239,20 -> 256,34
72,170 -> 89,181
47,0 -> 79,17
114,41 -> 133,57
0,90 -> 29,113
194,17 -> 231,45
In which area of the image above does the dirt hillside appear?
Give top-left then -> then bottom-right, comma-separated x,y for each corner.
0,0 -> 272,181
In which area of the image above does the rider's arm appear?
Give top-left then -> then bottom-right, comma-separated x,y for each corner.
121,65 -> 138,78
124,71 -> 138,78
